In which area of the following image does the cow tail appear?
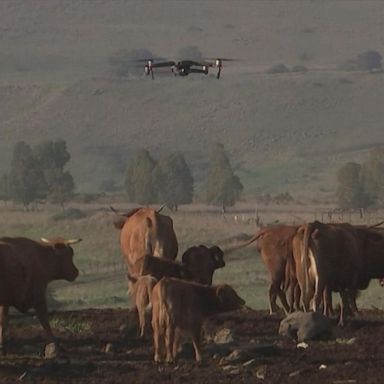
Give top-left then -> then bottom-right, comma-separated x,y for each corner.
222,231 -> 264,256
301,223 -> 313,311
145,218 -> 153,256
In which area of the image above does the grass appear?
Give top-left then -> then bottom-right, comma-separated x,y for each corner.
0,204 -> 384,312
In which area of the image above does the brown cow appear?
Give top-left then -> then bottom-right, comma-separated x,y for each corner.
239,225 -> 299,314
112,206 -> 178,287
127,274 -> 158,337
151,277 -> 245,364
0,236 -> 81,356
130,246 -> 226,336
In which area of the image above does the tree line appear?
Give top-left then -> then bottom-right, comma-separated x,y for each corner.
1,139 -> 382,211
0,141 -> 243,212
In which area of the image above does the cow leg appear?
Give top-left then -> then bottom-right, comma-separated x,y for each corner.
268,284 -> 280,314
138,306 -> 146,337
322,288 -> 333,317
294,284 -> 301,311
165,323 -> 175,363
152,316 -> 162,363
191,327 -> 202,364
0,306 -> 9,355
35,303 -> 58,357
338,291 -> 349,327
172,329 -> 181,363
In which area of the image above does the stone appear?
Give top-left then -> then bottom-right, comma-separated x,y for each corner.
279,311 -> 333,342
44,342 -> 59,359
213,328 -> 235,344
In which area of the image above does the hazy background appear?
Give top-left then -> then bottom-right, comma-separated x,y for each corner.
1,0 -> 384,199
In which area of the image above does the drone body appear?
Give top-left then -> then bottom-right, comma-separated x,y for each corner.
143,58 -> 226,79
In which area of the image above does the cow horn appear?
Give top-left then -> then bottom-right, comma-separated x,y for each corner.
368,221 -> 384,229
40,238 -> 50,243
66,238 -> 83,245
157,204 -> 166,213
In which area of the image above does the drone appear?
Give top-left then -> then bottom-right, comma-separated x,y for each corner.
138,58 -> 233,79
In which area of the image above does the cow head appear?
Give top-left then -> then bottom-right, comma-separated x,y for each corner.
41,238 -> 81,282
216,284 -> 245,311
182,245 -> 226,285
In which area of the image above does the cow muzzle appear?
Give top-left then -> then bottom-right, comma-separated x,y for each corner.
66,268 -> 79,282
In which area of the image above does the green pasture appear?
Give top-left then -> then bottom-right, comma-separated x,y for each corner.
0,205 -> 383,312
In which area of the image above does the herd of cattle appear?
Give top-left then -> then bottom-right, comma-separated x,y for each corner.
0,206 -> 383,364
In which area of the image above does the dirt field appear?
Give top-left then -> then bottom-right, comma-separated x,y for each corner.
0,307 -> 383,384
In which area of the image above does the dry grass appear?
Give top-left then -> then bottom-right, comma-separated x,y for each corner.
1,203 -> 384,311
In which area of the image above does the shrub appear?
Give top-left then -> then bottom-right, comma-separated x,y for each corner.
291,65 -> 308,73
356,50 -> 382,71
266,64 -> 289,74
51,208 -> 86,222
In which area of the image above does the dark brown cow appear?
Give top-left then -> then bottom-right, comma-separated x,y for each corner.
112,206 -> 178,277
295,222 -> 384,323
133,254 -> 187,281
151,277 -> 245,363
0,236 -> 81,356
181,245 -> 225,285
299,221 -> 364,325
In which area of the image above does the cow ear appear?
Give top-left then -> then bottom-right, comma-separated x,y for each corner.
216,285 -> 228,302
182,249 -> 193,265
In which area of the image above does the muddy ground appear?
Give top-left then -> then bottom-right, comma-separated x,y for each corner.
0,308 -> 383,384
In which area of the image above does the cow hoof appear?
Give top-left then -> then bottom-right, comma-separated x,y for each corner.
44,342 -> 60,359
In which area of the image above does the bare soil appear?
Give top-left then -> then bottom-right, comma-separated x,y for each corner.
0,308 -> 383,383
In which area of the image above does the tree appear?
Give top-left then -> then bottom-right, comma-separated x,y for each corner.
8,141 -> 46,207
125,149 -> 157,205
203,143 -> 243,212
44,169 -> 75,208
362,147 -> 384,206
34,140 -> 75,208
336,162 -> 370,209
153,153 -> 194,211
0,174 -> 11,203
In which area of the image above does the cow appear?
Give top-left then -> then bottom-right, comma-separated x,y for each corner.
295,222 -> 384,324
111,206 -> 178,288
298,221 -> 364,325
0,236 -> 81,356
181,245 -> 225,285
129,246 -> 226,336
133,254 -> 188,281
127,274 -> 158,337
151,277 -> 245,364
230,225 -> 300,314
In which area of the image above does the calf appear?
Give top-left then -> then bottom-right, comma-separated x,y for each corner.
127,274 -> 158,337
0,236 -> 81,356
151,277 -> 245,364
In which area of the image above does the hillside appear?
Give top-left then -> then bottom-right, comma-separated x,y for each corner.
1,0 -> 384,198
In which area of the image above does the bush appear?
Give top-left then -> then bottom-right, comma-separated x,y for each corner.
356,50 -> 382,71
51,208 -> 86,222
291,65 -> 308,73
266,64 -> 290,74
